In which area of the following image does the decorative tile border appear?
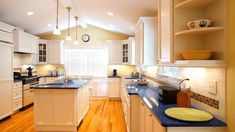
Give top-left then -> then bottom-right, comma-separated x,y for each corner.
189,91 -> 219,109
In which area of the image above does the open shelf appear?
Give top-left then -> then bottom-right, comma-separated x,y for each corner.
174,60 -> 226,67
175,27 -> 224,36
175,0 -> 216,9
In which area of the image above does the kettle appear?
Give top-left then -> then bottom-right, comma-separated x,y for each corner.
27,67 -> 33,77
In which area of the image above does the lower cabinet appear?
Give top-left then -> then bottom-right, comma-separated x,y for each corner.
13,82 -> 22,112
122,95 -> 166,132
108,78 -> 120,98
92,78 -> 121,98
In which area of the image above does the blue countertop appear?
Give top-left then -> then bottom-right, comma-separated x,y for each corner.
126,85 -> 227,127
31,79 -> 89,89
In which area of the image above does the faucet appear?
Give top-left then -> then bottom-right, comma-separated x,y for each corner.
55,66 -> 68,83
178,78 -> 190,91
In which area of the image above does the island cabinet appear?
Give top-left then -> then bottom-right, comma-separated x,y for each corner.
34,85 -> 90,132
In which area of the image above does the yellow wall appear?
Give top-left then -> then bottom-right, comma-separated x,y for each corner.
37,25 -> 131,76
226,0 -> 235,131
38,25 -> 128,44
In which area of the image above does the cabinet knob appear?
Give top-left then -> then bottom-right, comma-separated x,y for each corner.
150,114 -> 152,117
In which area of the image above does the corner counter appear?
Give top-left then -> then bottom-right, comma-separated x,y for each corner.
125,84 -> 227,132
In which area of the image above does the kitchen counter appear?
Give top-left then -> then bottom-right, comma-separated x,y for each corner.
126,84 -> 227,127
31,79 -> 89,89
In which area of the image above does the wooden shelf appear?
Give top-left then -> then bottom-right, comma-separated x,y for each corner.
175,0 -> 216,9
174,60 -> 226,67
175,27 -> 224,36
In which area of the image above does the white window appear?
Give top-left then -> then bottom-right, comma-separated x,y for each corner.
65,45 -> 108,77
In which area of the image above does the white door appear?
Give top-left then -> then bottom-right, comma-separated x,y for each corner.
0,42 -> 13,120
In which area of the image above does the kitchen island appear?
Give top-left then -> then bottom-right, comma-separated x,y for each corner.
31,79 -> 92,132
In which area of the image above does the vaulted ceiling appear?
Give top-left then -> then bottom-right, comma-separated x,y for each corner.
0,0 -> 157,35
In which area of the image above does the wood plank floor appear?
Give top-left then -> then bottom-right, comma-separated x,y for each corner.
0,99 -> 127,132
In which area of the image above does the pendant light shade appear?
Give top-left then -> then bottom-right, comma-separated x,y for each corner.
74,16 -> 79,44
65,7 -> 72,41
53,0 -> 61,35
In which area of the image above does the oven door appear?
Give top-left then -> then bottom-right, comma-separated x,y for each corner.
23,88 -> 34,107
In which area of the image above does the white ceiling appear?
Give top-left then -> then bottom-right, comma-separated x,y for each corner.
0,0 -> 157,35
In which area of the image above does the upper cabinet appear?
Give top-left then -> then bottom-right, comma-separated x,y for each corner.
47,40 -> 64,64
158,0 -> 174,63
135,17 -> 158,65
37,40 -> 64,65
122,37 -> 136,65
173,0 -> 227,66
0,22 -> 15,43
107,40 -> 123,65
13,29 -> 39,54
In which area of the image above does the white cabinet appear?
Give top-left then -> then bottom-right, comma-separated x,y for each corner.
48,40 -> 64,64
107,40 -> 122,64
135,17 -> 158,65
13,82 -> 22,112
34,84 -> 90,131
0,22 -> 15,43
122,37 -> 136,65
38,40 -> 48,64
108,78 -> 120,98
158,0 -> 174,63
36,40 -> 64,64
13,29 -> 39,54
92,78 -> 108,97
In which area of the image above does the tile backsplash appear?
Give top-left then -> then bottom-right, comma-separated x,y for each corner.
142,66 -> 226,121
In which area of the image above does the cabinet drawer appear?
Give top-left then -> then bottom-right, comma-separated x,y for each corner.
13,88 -> 22,99
13,98 -> 22,111
13,82 -> 22,89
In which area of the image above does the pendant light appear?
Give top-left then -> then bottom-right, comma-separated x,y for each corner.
74,16 -> 79,44
65,7 -> 72,41
53,0 -> 61,35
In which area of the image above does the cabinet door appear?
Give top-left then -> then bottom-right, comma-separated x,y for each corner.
153,117 -> 166,132
145,106 -> 154,132
107,41 -> 122,64
108,83 -> 120,98
158,0 -> 174,63
138,99 -> 145,132
96,83 -> 108,97
48,41 -> 63,64
135,22 -> 144,65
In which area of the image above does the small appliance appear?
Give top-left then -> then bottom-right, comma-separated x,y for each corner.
158,86 -> 179,104
26,67 -> 33,77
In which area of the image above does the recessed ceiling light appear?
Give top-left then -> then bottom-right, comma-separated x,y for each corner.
47,24 -> 52,27
130,27 -> 134,30
27,11 -> 34,16
107,12 -> 114,16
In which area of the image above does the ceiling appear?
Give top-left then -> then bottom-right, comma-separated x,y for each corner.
0,0 -> 157,35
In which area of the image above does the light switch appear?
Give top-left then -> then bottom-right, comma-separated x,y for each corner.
208,80 -> 217,95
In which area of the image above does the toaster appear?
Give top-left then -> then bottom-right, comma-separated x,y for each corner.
158,86 -> 179,104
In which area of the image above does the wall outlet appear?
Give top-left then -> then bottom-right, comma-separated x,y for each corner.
208,80 -> 217,95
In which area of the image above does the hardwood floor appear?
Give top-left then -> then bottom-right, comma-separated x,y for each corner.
0,99 -> 127,132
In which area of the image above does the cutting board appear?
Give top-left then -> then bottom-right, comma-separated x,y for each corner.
165,108 -> 213,122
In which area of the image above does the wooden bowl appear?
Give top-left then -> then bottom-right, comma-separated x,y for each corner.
181,50 -> 213,60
